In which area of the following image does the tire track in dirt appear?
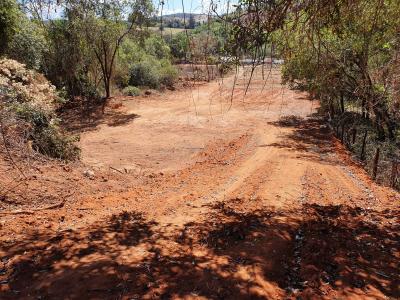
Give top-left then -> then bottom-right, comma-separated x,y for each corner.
1,67 -> 398,299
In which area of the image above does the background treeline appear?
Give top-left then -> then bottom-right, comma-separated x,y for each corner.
167,21 -> 229,62
156,13 -> 207,29
0,0 -> 183,160
1,0 -> 181,100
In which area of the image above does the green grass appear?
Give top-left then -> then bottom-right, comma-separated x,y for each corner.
148,27 -> 191,36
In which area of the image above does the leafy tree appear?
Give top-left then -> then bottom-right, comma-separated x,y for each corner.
0,0 -> 21,55
166,32 -> 189,61
44,17 -> 97,99
21,0 -> 153,100
8,18 -> 47,70
144,35 -> 171,59
227,0 -> 400,142
73,0 -> 154,99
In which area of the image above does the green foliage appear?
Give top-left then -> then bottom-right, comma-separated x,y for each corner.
8,19 -> 47,70
122,86 -> 140,96
144,35 -> 171,59
166,20 -> 231,63
43,18 -> 96,100
75,0 -> 154,98
166,32 -> 189,61
129,56 -> 177,88
0,59 -> 79,160
13,102 -> 80,159
129,56 -> 158,88
115,39 -> 143,87
159,59 -> 178,87
0,0 -> 21,55
117,34 -> 178,89
273,0 -> 400,142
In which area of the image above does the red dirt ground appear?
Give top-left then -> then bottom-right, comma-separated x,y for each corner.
0,67 -> 399,299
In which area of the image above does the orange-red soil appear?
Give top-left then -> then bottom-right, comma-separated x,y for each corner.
0,67 -> 399,299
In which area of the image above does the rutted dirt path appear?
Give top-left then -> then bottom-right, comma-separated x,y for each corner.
0,67 -> 399,299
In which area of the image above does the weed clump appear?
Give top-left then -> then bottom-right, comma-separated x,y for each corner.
0,58 -> 79,160
122,86 -> 140,96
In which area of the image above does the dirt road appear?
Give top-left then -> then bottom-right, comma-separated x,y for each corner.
1,67 -> 399,299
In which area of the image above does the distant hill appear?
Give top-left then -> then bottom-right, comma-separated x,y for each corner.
160,13 -> 209,23
155,13 -> 212,29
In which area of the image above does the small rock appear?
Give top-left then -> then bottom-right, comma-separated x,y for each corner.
83,169 -> 95,179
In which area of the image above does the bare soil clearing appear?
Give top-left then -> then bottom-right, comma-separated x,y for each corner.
0,67 -> 399,299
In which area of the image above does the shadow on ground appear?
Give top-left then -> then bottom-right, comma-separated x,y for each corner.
59,99 -> 140,133
1,199 -> 398,299
266,115 -> 342,166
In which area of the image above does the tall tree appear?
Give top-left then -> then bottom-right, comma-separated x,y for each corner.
0,0 -> 21,55
74,0 -> 153,99
21,0 -> 153,100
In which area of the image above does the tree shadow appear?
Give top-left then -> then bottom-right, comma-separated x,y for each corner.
267,115 -> 341,166
0,201 -> 398,299
59,100 -> 140,134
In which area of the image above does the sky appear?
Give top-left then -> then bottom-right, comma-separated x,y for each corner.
157,0 -> 237,15
22,0 -> 238,20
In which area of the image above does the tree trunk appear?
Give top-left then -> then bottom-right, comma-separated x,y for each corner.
340,93 -> 345,114
360,130 -> 368,161
105,77 -> 111,98
372,147 -> 380,180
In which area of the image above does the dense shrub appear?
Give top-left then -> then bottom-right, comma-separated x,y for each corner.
8,19 -> 47,70
165,32 -> 189,61
115,39 -> 143,88
144,35 -> 171,59
159,59 -> 178,87
116,35 -> 178,89
129,56 -> 160,88
129,56 -> 177,88
0,59 -> 80,160
0,0 -> 21,55
122,86 -> 140,96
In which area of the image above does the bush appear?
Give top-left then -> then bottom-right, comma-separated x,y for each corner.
8,19 -> 47,70
0,59 -> 80,160
122,86 -> 140,96
166,32 -> 189,61
115,39 -> 145,88
159,59 -> 178,87
144,35 -> 171,59
117,35 -> 178,89
10,102 -> 80,159
129,56 -> 178,89
129,56 -> 160,88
